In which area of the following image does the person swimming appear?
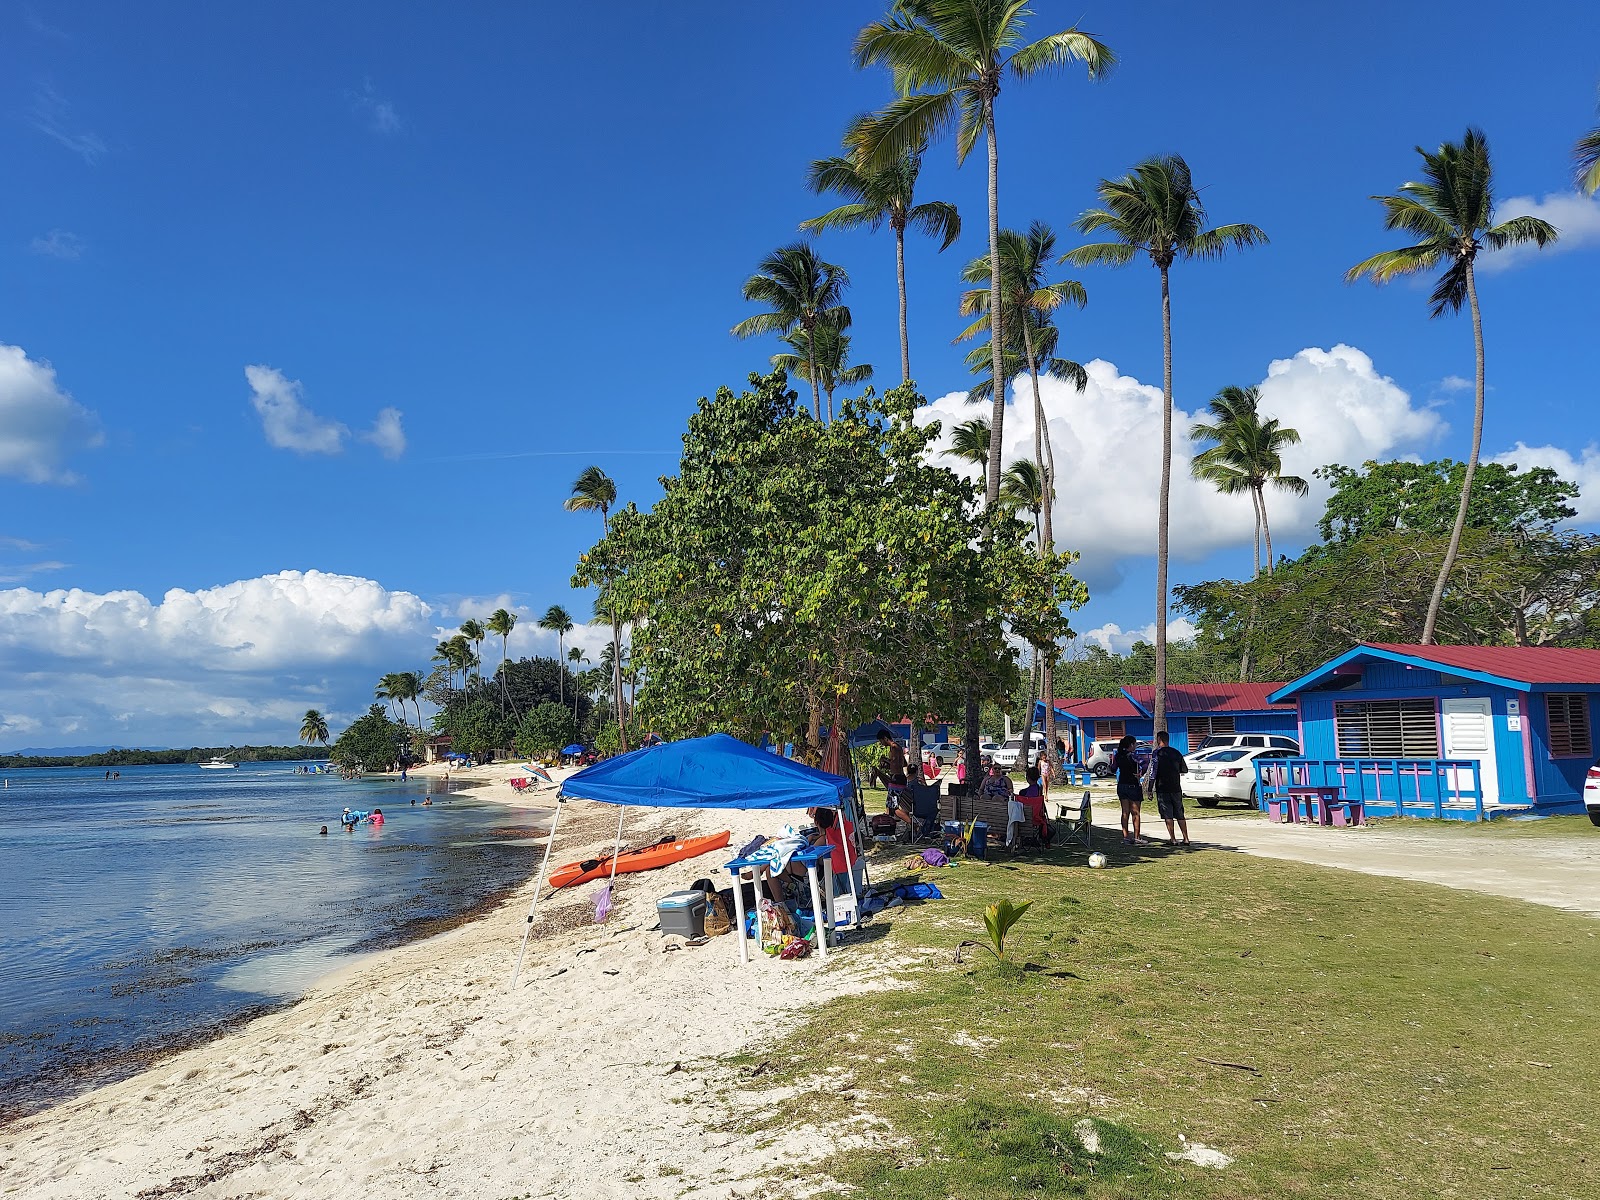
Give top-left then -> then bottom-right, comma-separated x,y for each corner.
318,825 -> 328,836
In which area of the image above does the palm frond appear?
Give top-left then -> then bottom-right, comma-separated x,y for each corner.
1576,127 -> 1600,196
1428,259 -> 1470,317
852,14 -> 968,89
907,199 -> 962,250
854,91 -> 962,171
1060,240 -> 1137,268
1374,193 -> 1456,242
1344,243 -> 1442,285
1044,358 -> 1088,392
1007,30 -> 1116,80
1185,222 -> 1269,260
799,201 -> 881,236
1483,213 -> 1559,252
1270,474 -> 1311,497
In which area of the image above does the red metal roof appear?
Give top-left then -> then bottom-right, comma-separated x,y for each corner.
1121,683 -> 1295,714
1053,696 -> 1142,719
1364,643 -> 1600,686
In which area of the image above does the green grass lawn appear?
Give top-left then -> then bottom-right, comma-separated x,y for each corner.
1368,812 -> 1599,839
734,833 -> 1600,1199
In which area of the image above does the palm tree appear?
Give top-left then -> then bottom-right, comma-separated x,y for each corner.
1065,153 -> 1267,736
375,673 -> 404,723
957,222 -> 1085,554
771,313 -> 874,422
432,640 -> 457,692
459,618 -> 485,686
731,243 -> 850,420
999,458 -> 1044,546
567,647 -> 589,719
487,608 -> 518,714
801,144 -> 959,381
300,709 -> 330,747
1189,385 -> 1308,577
949,416 -> 992,477
852,0 -> 1113,508
395,670 -> 424,729
1346,128 -> 1558,644
1577,115 -> 1600,195
565,465 -> 626,752
539,604 -> 574,705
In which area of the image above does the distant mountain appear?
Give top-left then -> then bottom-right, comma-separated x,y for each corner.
4,745 -> 172,756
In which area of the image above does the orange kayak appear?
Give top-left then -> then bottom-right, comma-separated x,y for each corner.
548,830 -> 732,890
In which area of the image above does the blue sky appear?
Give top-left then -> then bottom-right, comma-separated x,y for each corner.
3,2 -> 1598,747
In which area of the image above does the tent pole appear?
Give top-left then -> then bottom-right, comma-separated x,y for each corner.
509,797 -> 565,990
601,804 -> 626,919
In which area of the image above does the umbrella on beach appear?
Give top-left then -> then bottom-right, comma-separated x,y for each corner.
561,744 -> 585,755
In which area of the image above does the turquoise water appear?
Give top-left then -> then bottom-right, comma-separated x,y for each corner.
0,762 -> 547,1119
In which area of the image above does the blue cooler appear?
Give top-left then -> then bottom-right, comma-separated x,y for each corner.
968,820 -> 989,859
657,890 -> 708,938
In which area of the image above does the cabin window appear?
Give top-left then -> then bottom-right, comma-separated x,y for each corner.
1545,694 -> 1593,758
1098,720 -> 1125,740
1186,716 -> 1235,746
1333,699 -> 1440,758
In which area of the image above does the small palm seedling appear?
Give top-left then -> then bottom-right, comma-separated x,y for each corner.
957,899 -> 1033,964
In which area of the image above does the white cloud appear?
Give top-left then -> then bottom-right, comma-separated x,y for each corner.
1482,192 -> 1600,272
351,80 -> 403,135
0,570 -> 437,748
0,560 -> 68,585
1490,441 -> 1600,524
245,364 -> 347,455
1437,374 -> 1471,393
362,407 -> 406,458
29,84 -> 106,163
918,344 -> 1442,589
1078,618 -> 1198,655
0,343 -> 103,483
28,229 -> 84,260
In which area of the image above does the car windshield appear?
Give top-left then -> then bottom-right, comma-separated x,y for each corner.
1202,749 -> 1251,762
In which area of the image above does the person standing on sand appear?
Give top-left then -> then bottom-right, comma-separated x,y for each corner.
1113,735 -> 1144,845
1151,730 -> 1191,847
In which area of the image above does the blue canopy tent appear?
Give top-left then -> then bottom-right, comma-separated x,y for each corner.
512,735 -> 859,983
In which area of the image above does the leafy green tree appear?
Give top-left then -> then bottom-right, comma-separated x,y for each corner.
771,313 -> 873,422
1346,127 -> 1557,644
515,702 -> 579,759
564,465 -> 625,750
801,143 -> 959,381
300,708 -> 330,747
538,605 -> 574,706
1189,385 -> 1307,577
1065,154 -> 1266,736
487,607 -> 518,714
852,0 -> 1112,507
1315,459 -> 1578,544
573,370 -> 1084,762
329,705 -> 406,772
731,243 -> 850,421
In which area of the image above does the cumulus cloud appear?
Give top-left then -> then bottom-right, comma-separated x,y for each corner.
1490,441 -> 1600,524
1482,192 -> 1600,272
1077,619 -> 1199,655
28,229 -> 84,260
351,79 -> 402,135
0,342 -> 103,483
918,344 -> 1443,589
1437,374 -> 1471,393
29,83 -> 106,163
0,570 -> 438,748
361,407 -> 406,458
245,365 -> 347,455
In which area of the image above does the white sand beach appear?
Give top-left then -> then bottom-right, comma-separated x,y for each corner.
0,762 -> 907,1199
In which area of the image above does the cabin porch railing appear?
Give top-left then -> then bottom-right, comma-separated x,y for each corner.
1253,758 -> 1485,821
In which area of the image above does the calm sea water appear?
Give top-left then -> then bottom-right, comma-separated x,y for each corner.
0,761 -> 548,1119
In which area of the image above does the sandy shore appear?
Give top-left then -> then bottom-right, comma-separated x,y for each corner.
0,761 -> 906,1198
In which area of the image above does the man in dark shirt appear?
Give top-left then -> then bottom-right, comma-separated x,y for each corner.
1151,730 -> 1192,848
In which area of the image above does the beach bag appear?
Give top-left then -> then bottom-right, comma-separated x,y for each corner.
704,889 -> 733,937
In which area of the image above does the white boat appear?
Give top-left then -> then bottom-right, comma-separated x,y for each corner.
199,755 -> 237,770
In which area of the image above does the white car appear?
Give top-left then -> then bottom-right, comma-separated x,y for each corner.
1585,763 -> 1600,827
1085,739 -> 1151,778
1184,746 -> 1299,807
993,734 -> 1045,769
924,741 -> 998,766
1193,733 -> 1301,754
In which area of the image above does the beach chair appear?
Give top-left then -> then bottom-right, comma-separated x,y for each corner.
1052,791 -> 1093,850
909,782 -> 941,842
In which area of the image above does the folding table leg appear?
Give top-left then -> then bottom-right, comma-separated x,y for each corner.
731,871 -> 749,965
805,863 -> 828,962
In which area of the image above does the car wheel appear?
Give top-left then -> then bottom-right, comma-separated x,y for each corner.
1197,797 -> 1219,808
1590,810 -> 1600,828
1091,763 -> 1111,778
1245,784 -> 1258,808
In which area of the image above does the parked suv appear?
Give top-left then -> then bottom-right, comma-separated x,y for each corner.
1585,763 -> 1600,827
1193,733 -> 1300,756
1085,739 -> 1152,778
993,733 -> 1046,769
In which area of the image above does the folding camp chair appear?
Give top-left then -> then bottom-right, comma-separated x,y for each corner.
1052,791 -> 1093,850
909,782 -> 941,842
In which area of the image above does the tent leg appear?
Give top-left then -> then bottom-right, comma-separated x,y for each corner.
732,870 -> 749,965
805,862 -> 828,963
600,805 -> 625,919
509,799 -> 565,990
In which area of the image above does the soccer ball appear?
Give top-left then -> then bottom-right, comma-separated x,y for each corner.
1087,852 -> 1107,869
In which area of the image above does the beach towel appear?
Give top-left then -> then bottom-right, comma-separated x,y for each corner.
742,835 -> 807,873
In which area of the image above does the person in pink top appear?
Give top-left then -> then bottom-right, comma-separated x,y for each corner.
369,808 -> 385,826
808,808 -> 856,895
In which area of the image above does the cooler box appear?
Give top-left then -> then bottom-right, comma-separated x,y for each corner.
657,890 -> 707,938
968,820 -> 989,859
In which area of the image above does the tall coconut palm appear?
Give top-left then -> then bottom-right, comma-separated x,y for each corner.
564,465 -> 627,751
567,647 -> 589,719
731,243 -> 850,420
487,607 -> 518,715
446,635 -> 474,690
300,708 -> 330,747
957,222 -> 1086,553
949,416 -> 992,477
432,640 -> 457,692
1065,153 -> 1267,735
1346,128 -> 1558,643
999,458 -> 1044,546
852,0 -> 1113,508
459,619 -> 485,686
771,313 -> 874,422
395,669 -> 424,729
801,143 -> 960,381
375,673 -> 404,723
1189,385 -> 1308,577
538,604 -> 574,706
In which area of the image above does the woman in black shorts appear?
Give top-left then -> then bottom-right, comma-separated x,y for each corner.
1112,734 -> 1144,845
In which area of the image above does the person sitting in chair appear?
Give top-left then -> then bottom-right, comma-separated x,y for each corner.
1018,763 -> 1052,849
868,731 -> 917,838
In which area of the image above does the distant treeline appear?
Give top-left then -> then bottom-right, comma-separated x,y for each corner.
0,746 -> 325,769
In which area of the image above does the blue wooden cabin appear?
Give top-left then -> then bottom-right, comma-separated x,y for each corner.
1260,643 -> 1600,821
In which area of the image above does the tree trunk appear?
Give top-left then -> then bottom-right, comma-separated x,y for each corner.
963,686 -> 980,797
1258,484 -> 1276,575
807,337 -> 822,421
611,613 -> 626,751
1154,266 -> 1173,737
896,223 -> 911,384
1249,486 -> 1264,579
1022,322 -> 1052,553
556,636 -> 564,706
982,96 -> 1005,510
1422,260 -> 1484,644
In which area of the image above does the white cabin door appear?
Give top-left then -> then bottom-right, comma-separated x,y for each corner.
1442,698 -> 1498,806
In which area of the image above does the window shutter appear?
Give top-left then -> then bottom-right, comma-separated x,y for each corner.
1546,694 -> 1593,758
1334,699 -> 1440,758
